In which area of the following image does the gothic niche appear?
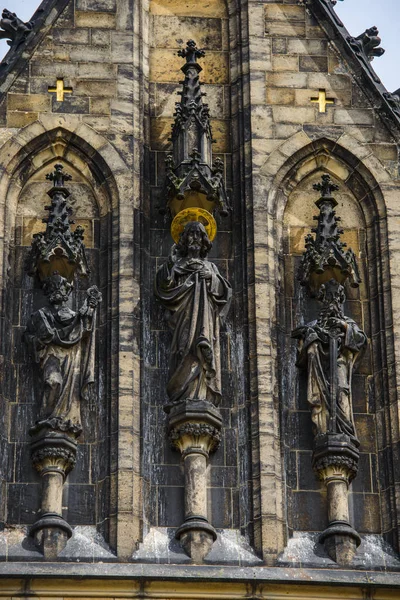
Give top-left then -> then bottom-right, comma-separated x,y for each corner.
292,174 -> 367,565
154,41 -> 232,563
24,164 -> 101,559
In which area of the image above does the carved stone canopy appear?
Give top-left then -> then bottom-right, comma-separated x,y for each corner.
161,40 -> 229,218
25,164 -> 89,282
0,9 -> 33,49
299,174 -> 361,293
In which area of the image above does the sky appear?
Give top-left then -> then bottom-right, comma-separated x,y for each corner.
0,0 -> 398,92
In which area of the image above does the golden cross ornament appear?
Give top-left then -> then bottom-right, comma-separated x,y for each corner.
311,89 -> 335,113
48,78 -> 73,102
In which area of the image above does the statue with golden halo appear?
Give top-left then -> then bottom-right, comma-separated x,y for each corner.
155,221 -> 231,408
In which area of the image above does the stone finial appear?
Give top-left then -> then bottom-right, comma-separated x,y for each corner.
348,26 -> 385,62
299,174 -> 361,293
0,9 -> 33,49
178,39 -> 205,66
313,173 -> 339,198
25,164 -> 89,282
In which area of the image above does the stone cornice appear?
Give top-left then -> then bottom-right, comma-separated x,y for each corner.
1,562 -> 400,585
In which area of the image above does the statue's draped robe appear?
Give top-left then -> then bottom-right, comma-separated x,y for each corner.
26,305 -> 96,432
295,318 -> 367,438
156,256 -> 231,405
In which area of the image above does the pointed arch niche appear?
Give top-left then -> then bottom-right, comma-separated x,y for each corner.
0,126 -> 120,552
141,0 -> 256,550
275,140 -> 399,554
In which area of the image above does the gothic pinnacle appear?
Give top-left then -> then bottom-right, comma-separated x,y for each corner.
25,164 -> 89,282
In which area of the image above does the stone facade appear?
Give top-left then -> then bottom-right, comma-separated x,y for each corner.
0,0 -> 400,595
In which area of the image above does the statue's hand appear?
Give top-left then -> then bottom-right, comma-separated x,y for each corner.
327,317 -> 346,331
199,270 -> 212,280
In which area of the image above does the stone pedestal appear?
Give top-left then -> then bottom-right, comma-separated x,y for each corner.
30,426 -> 77,559
168,400 -> 221,563
313,433 -> 360,565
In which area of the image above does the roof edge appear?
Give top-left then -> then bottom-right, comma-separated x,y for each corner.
0,0 -> 71,99
305,0 -> 400,140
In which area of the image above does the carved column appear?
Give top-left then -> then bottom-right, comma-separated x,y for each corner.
30,429 -> 77,558
169,401 -> 222,562
293,174 -> 366,565
313,434 -> 360,564
24,164 -> 101,558
155,41 -> 231,563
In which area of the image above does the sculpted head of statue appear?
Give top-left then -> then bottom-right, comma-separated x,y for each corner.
176,221 -> 212,259
42,271 -> 73,306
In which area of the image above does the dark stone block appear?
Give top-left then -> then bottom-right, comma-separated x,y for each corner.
286,450 -> 298,490
157,486 -> 184,527
351,453 -> 372,493
224,427 -> 238,467
300,56 -> 328,73
298,451 -> 321,492
76,0 -> 116,11
208,487 -> 232,529
68,443 -> 90,484
14,442 -> 40,484
352,493 -> 381,533
288,411 -> 314,451
209,466 -> 237,487
354,413 -> 376,453
151,464 -> 183,487
7,483 -> 41,524
10,404 -> 34,443
97,477 -> 111,526
291,490 -> 327,532
52,95 -> 90,114
352,374 -> 367,413
63,484 -> 96,525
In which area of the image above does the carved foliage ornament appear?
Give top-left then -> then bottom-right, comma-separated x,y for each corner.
31,446 -> 77,476
169,422 -> 221,453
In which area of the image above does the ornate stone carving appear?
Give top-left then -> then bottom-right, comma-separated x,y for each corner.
293,279 -> 367,441
31,445 -> 77,475
25,164 -> 89,282
155,221 -> 231,409
292,174 -> 367,565
169,422 -> 221,454
167,399 -> 223,563
23,164 -> 100,558
25,272 -> 101,436
0,9 -> 33,49
384,89 -> 400,119
299,174 -> 361,293
29,432 -> 78,559
348,26 -> 385,63
160,40 -> 229,218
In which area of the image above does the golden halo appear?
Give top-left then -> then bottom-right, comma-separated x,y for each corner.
171,208 -> 217,244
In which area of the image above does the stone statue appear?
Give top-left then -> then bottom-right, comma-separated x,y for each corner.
292,279 -> 367,440
25,272 -> 102,435
155,221 -> 232,407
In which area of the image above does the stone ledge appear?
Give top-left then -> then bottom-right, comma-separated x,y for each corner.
1,562 -> 400,586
